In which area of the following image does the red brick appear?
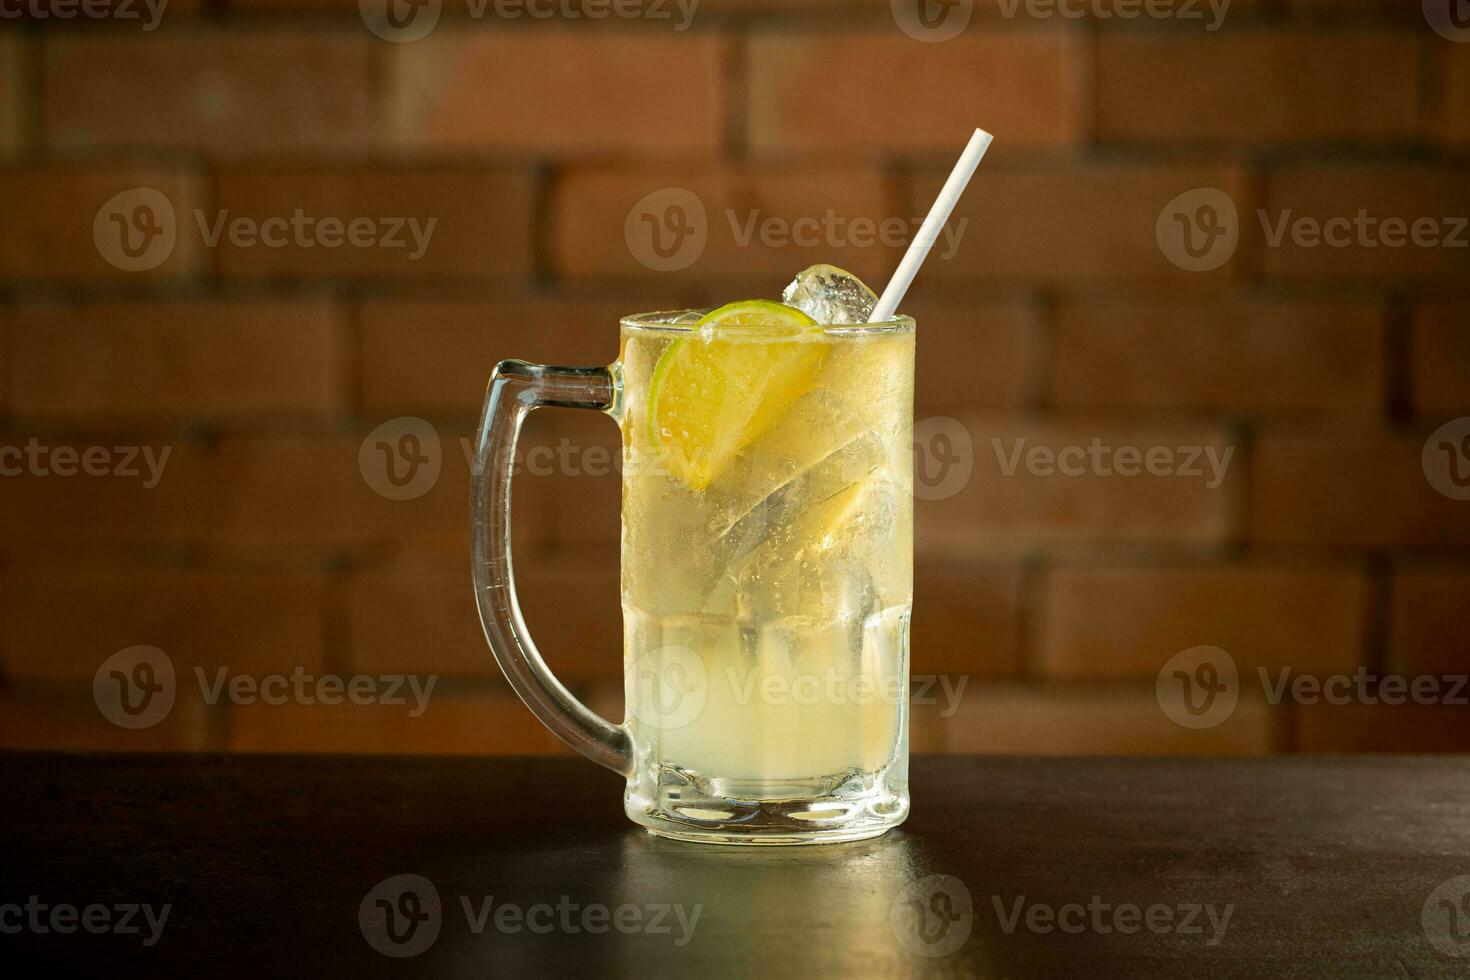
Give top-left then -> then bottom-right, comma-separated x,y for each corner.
343,555 -> 490,679
1010,0 -> 1273,16
905,297 -> 1040,414
224,0 -> 355,7
1293,703 -> 1470,753
10,301 -> 347,421
552,166 -> 898,284
3,565 -> 327,681
44,33 -> 376,153
1004,0 -> 1271,18
4,0 -> 200,15
208,432 -> 473,556
0,311 -> 8,414
509,408 -> 623,553
0,437 -> 210,546
1446,44 -> 1470,147
213,168 -> 534,281
226,692 -> 570,754
0,36 -> 24,156
513,0 -> 1281,16
936,684 -> 1274,755
669,0 -> 885,10
0,169 -> 203,280
1038,564 -> 1367,680
1387,565 -> 1470,677
344,552 -> 620,682
907,163 -> 1253,285
263,418 -> 567,561
0,687 -> 210,752
1259,166 -> 1470,282
1411,303 -> 1470,418
1098,32 -> 1417,144
223,0 -> 356,6
517,553 -> 624,682
228,0 -> 865,8
911,559 -> 1021,677
1251,429 -> 1470,550
519,410 -> 623,548
748,31 -> 1084,155
360,299 -> 640,415
1282,0 -> 1430,21
388,33 -> 725,156
1053,299 -> 1385,417
916,417 -> 1242,557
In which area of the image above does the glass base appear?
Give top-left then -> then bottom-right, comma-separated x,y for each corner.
624,763 -> 908,846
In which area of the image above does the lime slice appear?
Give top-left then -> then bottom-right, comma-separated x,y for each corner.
647,300 -> 824,491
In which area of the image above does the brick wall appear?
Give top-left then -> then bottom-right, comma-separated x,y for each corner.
0,0 -> 1467,756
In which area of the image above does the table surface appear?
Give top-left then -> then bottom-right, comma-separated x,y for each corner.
5,753 -> 1470,978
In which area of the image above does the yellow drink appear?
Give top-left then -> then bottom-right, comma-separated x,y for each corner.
617,312 -> 913,841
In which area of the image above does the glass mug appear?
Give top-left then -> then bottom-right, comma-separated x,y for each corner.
471,311 -> 914,844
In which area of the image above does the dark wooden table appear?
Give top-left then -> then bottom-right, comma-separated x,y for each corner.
5,753 -> 1470,977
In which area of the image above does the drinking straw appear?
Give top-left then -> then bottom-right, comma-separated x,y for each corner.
868,128 -> 993,323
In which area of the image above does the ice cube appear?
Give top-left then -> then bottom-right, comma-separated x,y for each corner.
736,552 -> 878,635
699,416 -> 885,617
781,264 -> 879,325
717,431 -> 884,566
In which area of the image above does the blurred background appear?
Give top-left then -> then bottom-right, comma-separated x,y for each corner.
0,0 -> 1467,757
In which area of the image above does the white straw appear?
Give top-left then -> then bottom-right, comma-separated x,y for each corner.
869,128 -> 993,323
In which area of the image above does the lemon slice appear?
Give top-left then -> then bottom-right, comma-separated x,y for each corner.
647,300 -> 824,491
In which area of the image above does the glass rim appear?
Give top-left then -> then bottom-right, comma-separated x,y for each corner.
620,310 -> 915,336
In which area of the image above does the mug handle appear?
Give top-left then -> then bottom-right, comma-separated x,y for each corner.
470,359 -> 632,775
